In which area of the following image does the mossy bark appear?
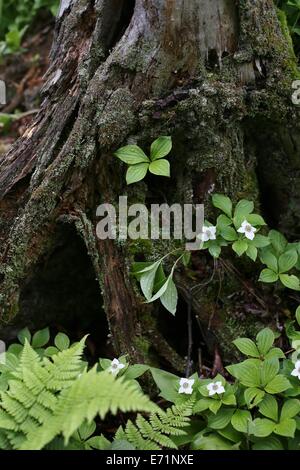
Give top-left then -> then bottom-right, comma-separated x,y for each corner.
0,0 -> 299,370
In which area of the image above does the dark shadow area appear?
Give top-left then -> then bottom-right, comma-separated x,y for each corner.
109,0 -> 136,49
0,224 -> 109,359
244,118 -> 300,238
155,294 -> 210,372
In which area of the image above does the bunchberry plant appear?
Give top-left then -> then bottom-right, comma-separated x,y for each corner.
133,192 -> 300,316
114,136 -> 172,184
1,322 -> 300,450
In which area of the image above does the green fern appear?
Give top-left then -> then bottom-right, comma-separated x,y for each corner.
0,339 -> 157,450
114,398 -> 195,450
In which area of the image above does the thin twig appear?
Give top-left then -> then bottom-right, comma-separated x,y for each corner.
220,258 -> 267,309
0,109 -> 39,121
185,288 -> 193,377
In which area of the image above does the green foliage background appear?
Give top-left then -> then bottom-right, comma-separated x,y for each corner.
0,0 -> 59,54
276,0 -> 300,56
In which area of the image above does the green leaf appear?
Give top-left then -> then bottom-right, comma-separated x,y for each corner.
147,276 -> 170,303
252,234 -> 270,248
17,327 -> 31,345
149,159 -> 170,177
234,199 -> 254,219
246,244 -> 258,261
160,278 -> 178,315
212,194 -> 232,218
217,424 -> 241,443
54,333 -> 70,351
99,358 -> 112,370
7,344 -> 23,356
278,250 -> 298,273
220,226 -> 238,241
256,328 -> 275,355
111,439 -> 135,450
208,408 -> 235,430
260,251 -> 278,272
279,274 -> 300,290
78,421 -> 96,440
209,400 -> 222,414
208,243 -> 222,259
193,398 -> 211,413
182,252 -> 191,267
124,365 -> 149,380
258,394 -> 278,421
191,432 -> 236,450
265,375 -> 291,394
260,359 -> 279,386
150,136 -> 172,161
140,261 -> 161,300
244,387 -> 265,408
296,306 -> 300,326
269,230 -> 287,255
249,418 -> 275,437
246,214 -> 266,226
221,393 -> 236,406
114,145 -> 149,164
32,328 -> 50,348
234,199 -> 254,220
126,163 -> 149,184
252,436 -> 283,450
232,338 -> 260,357
226,359 -> 261,387
132,261 -> 160,275
232,239 -> 248,257
86,435 -> 111,450
44,346 -> 59,357
280,399 -> 300,420
265,348 -> 285,360
216,215 -> 232,230
259,269 -> 278,283
150,368 -> 183,403
231,410 -> 252,433
274,419 -> 296,438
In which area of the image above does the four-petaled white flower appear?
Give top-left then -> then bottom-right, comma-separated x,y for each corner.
109,358 -> 125,375
178,378 -> 195,395
200,225 -> 217,242
237,220 -> 257,240
207,381 -> 225,396
291,360 -> 300,380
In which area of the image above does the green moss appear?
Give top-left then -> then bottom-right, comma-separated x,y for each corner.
276,8 -> 300,79
133,335 -> 151,358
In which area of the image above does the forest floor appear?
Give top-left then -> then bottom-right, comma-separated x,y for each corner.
0,13 -> 54,158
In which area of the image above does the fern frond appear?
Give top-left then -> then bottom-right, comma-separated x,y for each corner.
19,368 -> 157,450
119,398 -> 195,450
43,338 -> 88,391
0,429 -> 12,449
0,338 -> 87,449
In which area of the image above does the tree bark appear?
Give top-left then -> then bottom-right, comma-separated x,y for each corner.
0,0 -> 299,368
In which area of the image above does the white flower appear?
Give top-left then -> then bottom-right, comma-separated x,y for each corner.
199,225 -> 217,242
237,220 -> 257,240
178,378 -> 195,395
207,381 -> 225,396
108,358 -> 125,375
291,360 -> 300,380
